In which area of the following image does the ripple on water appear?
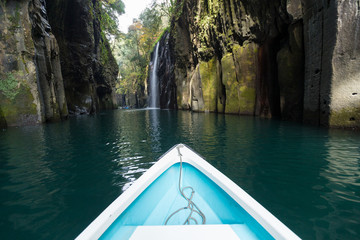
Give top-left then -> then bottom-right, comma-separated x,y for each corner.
1,110 -> 360,240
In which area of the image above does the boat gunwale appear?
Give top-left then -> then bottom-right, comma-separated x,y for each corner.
76,144 -> 300,240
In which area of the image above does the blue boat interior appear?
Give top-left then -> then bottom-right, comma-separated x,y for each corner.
100,163 -> 275,239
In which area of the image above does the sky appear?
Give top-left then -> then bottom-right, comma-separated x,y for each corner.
117,0 -> 156,33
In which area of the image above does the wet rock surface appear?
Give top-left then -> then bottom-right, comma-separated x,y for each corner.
0,0 -> 68,126
46,0 -> 118,115
0,0 -> 118,126
151,0 -> 359,128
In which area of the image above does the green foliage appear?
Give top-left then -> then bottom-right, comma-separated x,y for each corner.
98,0 -> 125,38
95,1 -> 124,68
159,0 -> 184,21
114,27 -> 147,96
140,2 -> 162,31
104,0 -> 125,15
113,3 -> 164,97
0,72 -> 20,100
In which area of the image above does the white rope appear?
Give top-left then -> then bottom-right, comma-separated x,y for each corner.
164,146 -> 206,225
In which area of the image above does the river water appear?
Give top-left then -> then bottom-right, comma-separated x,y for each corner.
0,109 -> 359,239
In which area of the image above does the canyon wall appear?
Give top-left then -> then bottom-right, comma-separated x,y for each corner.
0,0 -> 118,128
46,0 -> 118,115
0,0 -> 68,127
155,0 -> 359,128
167,0 -> 304,120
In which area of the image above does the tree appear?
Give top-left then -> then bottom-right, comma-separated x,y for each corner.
158,0 -> 184,20
113,2 -> 165,105
99,0 -> 125,38
139,3 -> 163,54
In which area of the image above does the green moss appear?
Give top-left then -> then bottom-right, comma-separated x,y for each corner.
0,68 -> 39,125
238,86 -> 256,113
221,52 -> 240,114
0,81 -> 37,125
0,72 -> 21,100
151,27 -> 169,50
233,43 -> 257,114
329,107 -> 360,128
221,43 -> 258,115
199,58 -> 217,112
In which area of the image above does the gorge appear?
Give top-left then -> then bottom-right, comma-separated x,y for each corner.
149,0 -> 360,129
1,1 -> 360,239
0,0 -> 359,129
0,0 -> 118,128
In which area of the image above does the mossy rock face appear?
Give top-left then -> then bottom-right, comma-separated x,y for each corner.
199,58 -> 218,112
330,107 -> 360,129
46,0 -> 118,115
175,66 -> 191,110
221,43 -> 257,114
189,65 -> 204,111
221,52 -> 239,114
0,75 -> 38,126
0,1 -> 43,126
232,43 -> 257,114
238,85 -> 256,113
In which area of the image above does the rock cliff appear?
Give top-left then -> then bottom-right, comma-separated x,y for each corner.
0,0 -> 118,128
46,0 -> 118,115
302,0 -> 360,128
0,0 -> 68,127
154,0 -> 359,128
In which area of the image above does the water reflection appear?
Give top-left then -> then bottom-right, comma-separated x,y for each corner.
110,110 -> 149,192
0,122 -> 77,239
313,131 -> 360,239
147,109 -> 161,153
0,110 -> 360,240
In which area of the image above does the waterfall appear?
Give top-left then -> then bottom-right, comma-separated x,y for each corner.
149,42 -> 160,108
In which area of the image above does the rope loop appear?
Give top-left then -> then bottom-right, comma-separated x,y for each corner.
164,146 -> 206,225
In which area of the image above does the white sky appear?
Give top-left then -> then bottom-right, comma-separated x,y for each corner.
118,0 -> 156,33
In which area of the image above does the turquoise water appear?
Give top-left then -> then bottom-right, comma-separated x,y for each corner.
101,162 -> 273,239
0,109 -> 359,239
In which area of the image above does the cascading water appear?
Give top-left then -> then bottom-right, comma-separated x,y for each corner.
149,42 -> 160,108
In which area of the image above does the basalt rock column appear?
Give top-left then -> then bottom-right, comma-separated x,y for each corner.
46,0 -> 118,115
0,0 -> 68,127
29,0 -> 68,121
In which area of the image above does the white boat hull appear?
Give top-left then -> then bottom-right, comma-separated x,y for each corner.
76,144 -> 300,240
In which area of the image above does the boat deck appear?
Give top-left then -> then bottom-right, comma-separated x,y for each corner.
129,224 -> 258,240
77,144 -> 300,240
100,163 -> 274,239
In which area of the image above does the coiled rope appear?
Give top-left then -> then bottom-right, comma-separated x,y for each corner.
164,146 -> 206,225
